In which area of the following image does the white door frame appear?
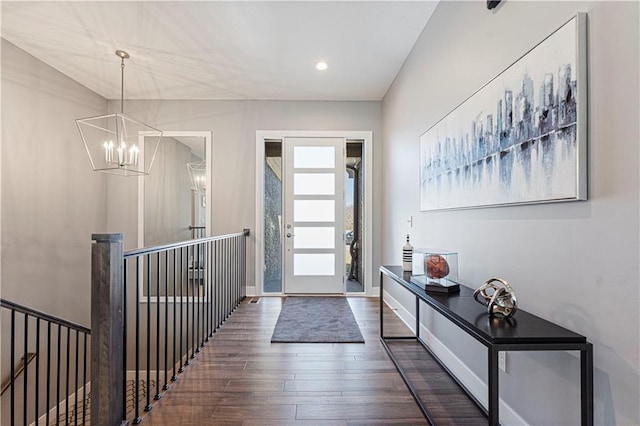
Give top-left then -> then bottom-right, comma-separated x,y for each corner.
137,130 -> 213,248
254,130 -> 373,296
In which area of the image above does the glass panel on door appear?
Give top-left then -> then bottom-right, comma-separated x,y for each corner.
284,137 -> 345,294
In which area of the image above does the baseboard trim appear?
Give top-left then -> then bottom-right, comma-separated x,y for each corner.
31,382 -> 91,426
383,289 -> 528,426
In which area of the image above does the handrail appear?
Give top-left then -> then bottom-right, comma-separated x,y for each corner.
0,299 -> 91,334
91,229 -> 250,424
0,352 -> 36,395
124,229 -> 250,258
2,297 -> 91,426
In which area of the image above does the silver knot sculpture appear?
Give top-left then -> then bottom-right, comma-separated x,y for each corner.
473,278 -> 518,318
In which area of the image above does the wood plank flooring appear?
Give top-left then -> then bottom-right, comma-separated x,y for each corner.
138,297 -> 484,425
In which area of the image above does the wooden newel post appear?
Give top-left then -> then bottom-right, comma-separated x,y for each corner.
91,233 -> 128,426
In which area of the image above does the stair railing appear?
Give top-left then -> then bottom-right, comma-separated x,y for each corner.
1,229 -> 249,426
91,229 -> 250,425
0,299 -> 91,426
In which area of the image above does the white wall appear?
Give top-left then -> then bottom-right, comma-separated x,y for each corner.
107,99 -> 382,287
381,1 -> 639,425
1,40 -> 109,324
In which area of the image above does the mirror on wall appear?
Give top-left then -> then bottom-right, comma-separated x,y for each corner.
138,131 -> 212,247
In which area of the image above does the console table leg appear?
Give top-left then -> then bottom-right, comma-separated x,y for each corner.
379,271 -> 384,338
415,298 -> 420,339
488,348 -> 500,426
581,343 -> 594,426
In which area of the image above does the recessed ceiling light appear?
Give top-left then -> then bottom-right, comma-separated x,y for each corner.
315,61 -> 329,71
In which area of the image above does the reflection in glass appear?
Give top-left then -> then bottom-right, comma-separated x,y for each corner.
294,254 -> 335,276
346,141 -> 364,292
294,173 -> 335,195
294,146 -> 335,169
264,141 -> 283,293
294,227 -> 335,249
143,135 -> 206,297
294,200 -> 335,222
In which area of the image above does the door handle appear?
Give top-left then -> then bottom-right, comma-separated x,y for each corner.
286,233 -> 294,238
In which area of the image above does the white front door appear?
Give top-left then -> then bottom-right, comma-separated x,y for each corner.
283,137 -> 345,294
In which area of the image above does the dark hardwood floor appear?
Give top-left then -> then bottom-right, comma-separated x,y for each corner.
139,297 -> 484,425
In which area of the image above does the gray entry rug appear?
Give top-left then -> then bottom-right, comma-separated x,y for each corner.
271,296 -> 365,343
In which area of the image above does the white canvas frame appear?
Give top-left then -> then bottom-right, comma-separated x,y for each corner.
420,13 -> 587,211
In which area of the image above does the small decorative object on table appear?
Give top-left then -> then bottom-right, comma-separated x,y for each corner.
473,278 -> 518,318
410,250 -> 459,293
402,234 -> 413,272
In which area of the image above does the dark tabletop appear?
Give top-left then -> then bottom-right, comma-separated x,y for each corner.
381,265 -> 586,345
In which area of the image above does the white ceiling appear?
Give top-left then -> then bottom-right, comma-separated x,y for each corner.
1,1 -> 438,101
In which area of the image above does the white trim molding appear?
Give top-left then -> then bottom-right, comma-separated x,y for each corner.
255,130 -> 374,296
137,130 -> 213,303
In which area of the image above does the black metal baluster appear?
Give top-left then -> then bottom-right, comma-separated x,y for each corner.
65,327 -> 70,425
230,238 -> 235,310
243,233 -> 247,299
82,332 -> 88,425
172,248 -> 178,381
179,246 -> 184,373
213,240 -> 218,331
229,238 -> 232,314
239,236 -> 242,303
234,236 -> 238,308
163,250 -> 169,391
201,242 -> 205,345
222,239 -> 226,323
207,241 -> 212,339
74,329 -> 79,426
240,235 -> 243,302
221,239 -> 225,321
10,310 -> 15,426
234,236 -> 239,308
145,253 -> 152,412
240,235 -> 244,300
23,314 -> 29,426
191,244 -> 196,358
231,237 -> 235,309
204,242 -> 209,340
155,252 -> 161,401
203,241 -> 208,338
123,259 -> 128,420
203,242 -> 208,340
228,238 -> 232,317
56,325 -> 62,425
196,244 -> 204,352
213,240 -> 217,333
225,238 -> 230,320
185,245 -> 191,364
46,322 -> 51,426
56,324 -> 61,426
134,256 -> 142,423
217,239 -> 222,329
195,242 -> 201,352
35,318 -> 40,425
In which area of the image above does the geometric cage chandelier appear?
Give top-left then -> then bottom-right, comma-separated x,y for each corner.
76,50 -> 163,176
187,161 -> 206,192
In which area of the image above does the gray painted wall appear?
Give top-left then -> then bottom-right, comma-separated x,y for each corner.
381,1 -> 639,425
1,40 -> 109,324
107,99 -> 383,289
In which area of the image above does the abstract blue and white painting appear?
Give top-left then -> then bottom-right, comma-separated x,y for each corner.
420,14 -> 587,211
